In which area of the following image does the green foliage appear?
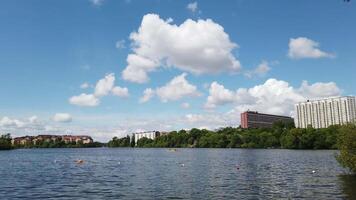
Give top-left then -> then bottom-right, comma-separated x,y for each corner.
0,133 -> 12,150
128,121 -> 339,149
336,124 -> 356,173
108,135 -> 131,147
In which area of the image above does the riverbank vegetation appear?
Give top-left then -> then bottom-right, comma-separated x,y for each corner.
336,124 -> 356,174
109,121 -> 341,149
0,134 -> 12,150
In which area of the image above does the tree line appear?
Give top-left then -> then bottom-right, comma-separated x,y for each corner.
109,121 -> 340,149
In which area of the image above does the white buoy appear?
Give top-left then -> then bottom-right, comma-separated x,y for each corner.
312,170 -> 316,173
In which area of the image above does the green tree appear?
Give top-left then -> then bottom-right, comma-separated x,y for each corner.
336,124 -> 356,173
0,133 -> 12,150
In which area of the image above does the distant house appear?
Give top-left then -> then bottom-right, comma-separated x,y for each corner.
11,136 -> 34,146
12,135 -> 93,146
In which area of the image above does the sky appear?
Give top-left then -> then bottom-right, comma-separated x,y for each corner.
0,0 -> 355,141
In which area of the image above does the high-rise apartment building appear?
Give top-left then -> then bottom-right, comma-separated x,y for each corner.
295,96 -> 356,128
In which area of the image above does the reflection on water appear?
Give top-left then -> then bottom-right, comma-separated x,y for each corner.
0,148 -> 354,199
339,174 -> 356,200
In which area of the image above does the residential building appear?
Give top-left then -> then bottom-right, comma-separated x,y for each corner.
295,96 -> 356,128
240,111 -> 294,129
11,135 -> 93,146
134,131 -> 160,145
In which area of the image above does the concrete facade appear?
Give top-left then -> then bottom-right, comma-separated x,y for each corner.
295,96 -> 356,128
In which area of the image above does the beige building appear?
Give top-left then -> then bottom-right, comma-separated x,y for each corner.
295,96 -> 356,128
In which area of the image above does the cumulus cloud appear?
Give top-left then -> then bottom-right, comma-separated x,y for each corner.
94,73 -> 116,97
298,80 -> 341,99
205,78 -> 342,116
244,61 -> 271,78
156,73 -> 200,102
70,73 -> 129,107
53,113 -> 72,123
187,2 -> 198,12
205,82 -> 236,109
0,117 -> 25,128
112,86 -> 129,97
69,93 -> 100,107
140,73 -> 200,103
122,13 -> 241,83
139,88 -> 155,103
288,37 -> 334,59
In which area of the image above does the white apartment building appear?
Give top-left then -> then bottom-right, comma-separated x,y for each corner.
295,96 -> 356,128
134,131 -> 160,145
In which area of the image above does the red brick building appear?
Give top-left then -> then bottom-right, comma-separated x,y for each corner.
241,111 -> 294,129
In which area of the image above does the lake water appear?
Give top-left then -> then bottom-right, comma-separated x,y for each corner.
0,148 -> 355,199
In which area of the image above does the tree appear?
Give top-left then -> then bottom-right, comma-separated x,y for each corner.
0,133 -> 12,150
336,124 -> 356,174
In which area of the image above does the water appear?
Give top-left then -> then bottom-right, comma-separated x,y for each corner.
0,148 -> 355,200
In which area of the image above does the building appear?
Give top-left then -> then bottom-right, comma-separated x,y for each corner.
12,135 -> 93,146
240,111 -> 294,129
295,96 -> 356,128
134,131 -> 160,145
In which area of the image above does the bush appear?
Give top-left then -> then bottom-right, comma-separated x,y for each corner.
336,124 -> 356,174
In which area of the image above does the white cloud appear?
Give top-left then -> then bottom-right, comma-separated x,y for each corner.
112,86 -> 129,97
205,78 -> 342,117
156,73 -> 200,102
80,82 -> 90,89
205,82 -> 236,109
187,2 -> 198,12
244,61 -> 271,78
94,73 -> 115,97
288,37 -> 334,59
28,115 -> 38,124
69,93 -> 100,107
0,117 -> 25,128
122,13 -> 241,83
181,102 -> 190,109
53,113 -> 72,123
71,74 -> 129,107
298,80 -> 341,99
139,88 -> 155,103
122,54 -> 158,83
115,40 -> 126,49
89,0 -> 104,6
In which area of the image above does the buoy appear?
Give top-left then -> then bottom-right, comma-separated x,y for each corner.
236,165 -> 240,170
312,170 -> 316,174
181,163 -> 185,167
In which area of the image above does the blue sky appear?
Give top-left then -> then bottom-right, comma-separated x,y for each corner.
0,0 -> 355,141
